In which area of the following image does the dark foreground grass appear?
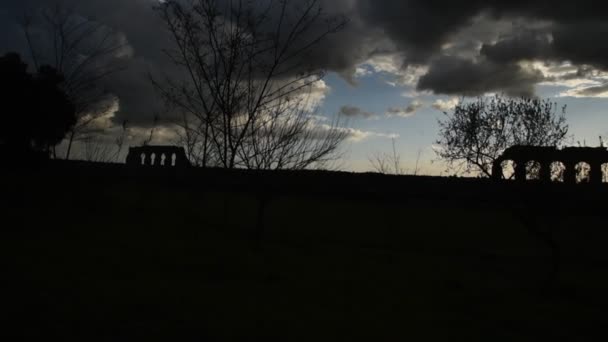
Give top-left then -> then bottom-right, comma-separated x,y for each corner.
3,165 -> 608,340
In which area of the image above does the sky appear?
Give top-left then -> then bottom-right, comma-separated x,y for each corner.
2,0 -> 608,174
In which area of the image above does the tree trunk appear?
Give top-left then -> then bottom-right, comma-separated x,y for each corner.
65,130 -> 76,160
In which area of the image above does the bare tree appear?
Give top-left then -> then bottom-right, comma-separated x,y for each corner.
436,95 -> 569,177
142,115 -> 160,147
22,3 -> 127,159
369,138 -> 406,175
153,0 -> 348,169
78,120 -> 129,163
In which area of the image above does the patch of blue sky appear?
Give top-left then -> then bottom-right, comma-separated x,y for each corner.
320,71 -> 608,173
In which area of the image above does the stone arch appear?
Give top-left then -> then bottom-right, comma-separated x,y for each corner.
126,146 -> 191,168
575,162 -> 591,184
525,160 -> 542,180
550,161 -> 566,182
602,163 -> 608,183
500,160 -> 516,180
493,145 -> 608,185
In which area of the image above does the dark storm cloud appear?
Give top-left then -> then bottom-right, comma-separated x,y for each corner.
356,0 -> 608,95
481,21 -> 608,70
54,0 -> 174,124
53,0 -> 373,125
0,0 -> 170,125
354,0 -> 607,62
356,0 -> 486,63
480,30 -> 553,64
3,0 -> 608,128
551,21 -> 608,70
417,56 -> 543,97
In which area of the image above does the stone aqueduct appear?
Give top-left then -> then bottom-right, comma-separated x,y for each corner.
126,146 -> 190,168
125,145 -> 608,184
492,146 -> 608,184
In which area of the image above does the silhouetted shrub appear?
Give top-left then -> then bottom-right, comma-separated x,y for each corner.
0,52 -> 76,158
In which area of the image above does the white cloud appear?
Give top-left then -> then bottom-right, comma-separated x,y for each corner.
365,54 -> 403,74
293,79 -> 332,112
354,54 -> 429,87
329,126 -> 399,142
518,61 -> 608,98
560,84 -> 608,98
387,65 -> 430,87
354,65 -> 373,78
432,97 -> 460,111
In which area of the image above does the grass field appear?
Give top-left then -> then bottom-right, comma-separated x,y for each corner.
3,162 -> 608,340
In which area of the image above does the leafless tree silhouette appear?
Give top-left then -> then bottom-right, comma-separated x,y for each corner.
369,138 -> 406,175
78,120 -> 128,163
436,95 -> 569,177
153,0 -> 348,169
22,3 -> 127,159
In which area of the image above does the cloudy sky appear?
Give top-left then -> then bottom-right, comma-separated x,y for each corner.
2,0 -> 608,173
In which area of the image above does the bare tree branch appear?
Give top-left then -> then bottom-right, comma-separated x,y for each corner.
21,3 -> 128,159
153,0 -> 348,169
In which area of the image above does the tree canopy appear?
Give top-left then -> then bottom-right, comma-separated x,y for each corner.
436,95 -> 569,177
0,52 -> 76,157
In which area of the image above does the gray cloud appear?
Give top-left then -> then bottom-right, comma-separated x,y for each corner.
417,56 -> 544,97
339,105 -> 376,119
386,100 -> 423,118
552,21 -> 608,70
480,29 -> 553,64
480,21 -> 608,71
356,0 -> 486,64
355,0 -> 608,63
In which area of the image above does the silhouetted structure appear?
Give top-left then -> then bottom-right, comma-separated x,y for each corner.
492,145 -> 608,184
126,146 -> 190,168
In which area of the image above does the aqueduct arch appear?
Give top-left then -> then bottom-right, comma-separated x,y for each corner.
126,146 -> 190,168
492,146 -> 608,185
